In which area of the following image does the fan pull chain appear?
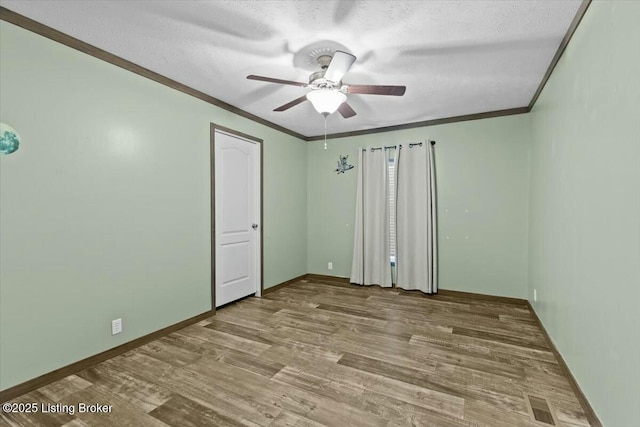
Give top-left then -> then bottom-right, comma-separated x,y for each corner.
324,115 -> 328,150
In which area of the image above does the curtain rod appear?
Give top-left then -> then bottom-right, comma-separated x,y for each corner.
366,145 -> 398,151
362,140 -> 436,151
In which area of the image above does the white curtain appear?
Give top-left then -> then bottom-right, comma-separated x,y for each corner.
396,142 -> 437,293
350,147 -> 393,287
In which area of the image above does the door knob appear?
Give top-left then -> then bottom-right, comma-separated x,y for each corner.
252,223 -> 259,230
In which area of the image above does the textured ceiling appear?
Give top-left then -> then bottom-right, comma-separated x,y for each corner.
1,0 -> 583,138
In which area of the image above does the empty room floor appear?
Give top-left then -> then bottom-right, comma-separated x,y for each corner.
1,278 -> 591,427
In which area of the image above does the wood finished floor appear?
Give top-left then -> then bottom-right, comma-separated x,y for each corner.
2,278 -> 592,427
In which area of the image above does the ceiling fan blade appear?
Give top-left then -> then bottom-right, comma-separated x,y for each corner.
247,75 -> 308,87
338,102 -> 357,119
347,85 -> 406,96
274,95 -> 308,112
323,51 -> 356,83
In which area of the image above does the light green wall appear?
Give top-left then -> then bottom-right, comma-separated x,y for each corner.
528,2 -> 640,426
0,22 -> 307,390
307,114 -> 530,298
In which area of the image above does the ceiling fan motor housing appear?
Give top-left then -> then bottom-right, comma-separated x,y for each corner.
317,55 -> 332,69
308,71 -> 339,89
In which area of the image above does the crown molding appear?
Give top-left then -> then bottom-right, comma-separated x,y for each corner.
528,0 -> 592,110
304,107 -> 530,141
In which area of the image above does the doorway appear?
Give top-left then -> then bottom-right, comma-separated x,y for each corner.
211,124 -> 263,308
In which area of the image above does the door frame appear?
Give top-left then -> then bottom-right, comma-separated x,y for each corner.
210,123 -> 264,311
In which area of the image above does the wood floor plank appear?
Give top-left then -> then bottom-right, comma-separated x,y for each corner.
4,278 -> 593,427
261,324 -> 335,349
178,323 -> 272,355
272,306 -> 386,328
410,332 -> 557,363
37,375 -> 92,403
355,369 -> 466,419
269,367 -> 393,427
366,294 -> 471,313
59,384 -> 169,427
149,394 -> 249,427
337,352 -> 437,383
330,327 -> 415,354
260,299 -> 320,310
417,344 -> 527,381
213,307 -> 281,331
553,400 -> 591,427
60,419 -> 90,427
453,326 -> 550,351
217,347 -> 285,378
341,322 -> 414,343
205,318 -> 274,345
75,363 -> 174,413
260,341 -> 344,364
271,309 -> 342,335
267,411 -> 326,427
271,366 -> 370,412
103,351 -> 174,384
137,337 -> 204,367
464,399 -> 539,427
315,303 -> 387,321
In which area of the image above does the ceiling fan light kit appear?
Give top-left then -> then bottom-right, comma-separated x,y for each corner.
306,89 -> 347,115
247,49 -> 406,119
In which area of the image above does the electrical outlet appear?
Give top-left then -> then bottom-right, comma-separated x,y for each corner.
111,318 -> 123,335
533,289 -> 537,302
328,262 -> 333,270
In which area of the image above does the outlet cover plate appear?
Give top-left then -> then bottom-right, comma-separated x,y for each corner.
112,318 -> 123,335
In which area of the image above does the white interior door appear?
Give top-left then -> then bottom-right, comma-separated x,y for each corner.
214,130 -> 261,307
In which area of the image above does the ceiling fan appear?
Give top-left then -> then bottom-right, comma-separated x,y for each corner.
246,51 -> 406,119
